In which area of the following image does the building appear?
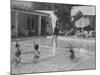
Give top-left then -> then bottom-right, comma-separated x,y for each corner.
11,2 -> 57,37
11,0 -> 58,38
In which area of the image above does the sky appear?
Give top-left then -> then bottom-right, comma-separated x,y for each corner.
71,6 -> 96,16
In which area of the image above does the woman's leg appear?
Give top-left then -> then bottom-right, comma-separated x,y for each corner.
19,56 -> 21,64
51,35 -> 55,47
55,35 -> 57,48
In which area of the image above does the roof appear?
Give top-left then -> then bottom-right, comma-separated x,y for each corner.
12,8 -> 50,16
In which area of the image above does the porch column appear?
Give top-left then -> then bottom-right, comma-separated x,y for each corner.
15,11 -> 18,37
38,16 -> 41,35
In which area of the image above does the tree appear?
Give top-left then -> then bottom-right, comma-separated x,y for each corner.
73,10 -> 83,22
32,2 -> 54,10
53,4 -> 73,32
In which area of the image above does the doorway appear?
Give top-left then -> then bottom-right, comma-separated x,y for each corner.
41,16 -> 47,35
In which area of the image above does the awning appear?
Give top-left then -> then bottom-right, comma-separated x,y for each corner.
75,17 -> 90,28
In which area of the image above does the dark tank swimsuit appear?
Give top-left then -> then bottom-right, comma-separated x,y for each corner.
54,27 -> 59,35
